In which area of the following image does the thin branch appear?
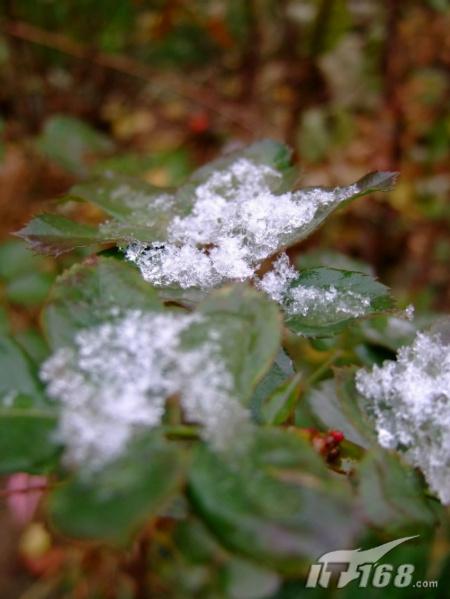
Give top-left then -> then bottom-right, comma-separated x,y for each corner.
382,0 -> 403,168
303,349 -> 343,390
1,19 -> 254,133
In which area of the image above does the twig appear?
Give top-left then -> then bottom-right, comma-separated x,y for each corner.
279,0 -> 330,146
163,424 -> 200,440
382,0 -> 403,168
1,19 -> 254,133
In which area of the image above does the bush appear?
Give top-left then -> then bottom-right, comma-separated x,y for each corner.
2,140 -> 448,596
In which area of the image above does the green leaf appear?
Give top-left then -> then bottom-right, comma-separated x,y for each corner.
178,140 -> 296,203
356,171 -> 399,195
356,313 -> 428,352
357,449 -> 438,534
92,152 -> 157,178
48,434 -> 185,543
260,373 -> 302,425
188,428 -> 362,573
223,558 -> 280,599
285,268 -> 393,336
0,239 -> 49,281
192,285 -> 282,402
20,176 -> 180,254
14,329 -> 50,365
35,115 -> 114,175
0,335 -> 58,473
0,405 -> 58,474
58,142 -> 292,253
92,148 -> 191,184
6,271 -> 54,306
68,172 -> 187,245
296,249 -> 374,275
334,367 -> 378,446
0,239 -> 55,305
251,351 -> 295,422
0,335 -> 44,400
18,142 -> 396,263
174,516 -> 224,564
43,256 -> 163,349
27,141 -> 293,256
305,379 -> 371,448
69,172 -> 173,223
0,306 -> 9,334
280,171 -> 398,249
17,214 -> 110,256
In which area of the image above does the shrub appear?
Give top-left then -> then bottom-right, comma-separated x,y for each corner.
2,140 -> 447,595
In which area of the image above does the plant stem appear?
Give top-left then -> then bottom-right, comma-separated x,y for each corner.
303,349 -> 343,391
163,425 -> 200,440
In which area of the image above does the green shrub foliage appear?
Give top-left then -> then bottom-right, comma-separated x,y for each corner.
3,140 -> 448,594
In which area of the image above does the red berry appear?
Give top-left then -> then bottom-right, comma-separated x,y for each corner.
188,112 -> 210,134
329,430 -> 345,443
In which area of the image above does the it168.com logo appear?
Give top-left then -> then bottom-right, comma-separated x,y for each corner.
306,536 -> 438,590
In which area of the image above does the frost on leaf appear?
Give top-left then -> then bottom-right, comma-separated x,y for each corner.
257,254 -> 375,326
125,157 -> 371,290
355,330 -> 450,504
40,310 -> 249,471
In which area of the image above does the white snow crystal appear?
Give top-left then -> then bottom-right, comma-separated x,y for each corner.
404,304 -> 415,321
40,310 -> 249,471
288,285 -> 370,319
257,253 -> 297,303
355,330 -> 450,504
384,315 -> 416,339
106,178 -> 175,214
257,253 -> 371,320
125,158 -> 359,289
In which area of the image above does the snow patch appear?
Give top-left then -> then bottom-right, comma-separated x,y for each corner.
41,310 -> 249,471
356,331 -> 450,504
257,253 -> 371,321
126,158 -> 359,289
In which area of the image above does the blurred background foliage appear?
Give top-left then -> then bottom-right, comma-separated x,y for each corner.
0,0 -> 449,597
0,0 -> 448,312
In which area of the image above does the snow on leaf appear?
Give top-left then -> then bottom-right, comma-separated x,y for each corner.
19,139 -> 396,269
256,254 -> 297,304
355,328 -> 450,504
256,254 -> 391,335
40,310 -> 250,472
288,285 -> 370,319
125,156 -> 396,290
